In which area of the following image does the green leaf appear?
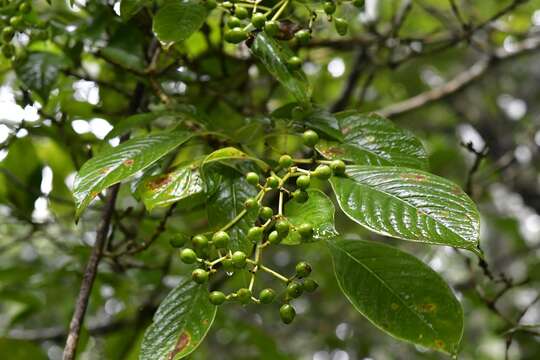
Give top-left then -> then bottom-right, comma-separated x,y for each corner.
251,32 -> 311,104
203,147 -> 270,172
152,0 -> 208,44
317,112 -> 429,170
329,239 -> 463,354
301,108 -> 344,142
136,164 -> 204,211
282,189 -> 337,245
73,130 -> 193,218
120,0 -> 150,20
15,52 -> 69,102
330,166 -> 480,252
205,164 -> 259,254
140,280 -> 216,360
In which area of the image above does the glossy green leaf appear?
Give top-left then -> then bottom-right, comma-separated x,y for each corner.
251,32 -> 311,104
152,0 -> 208,44
317,112 -> 429,170
282,189 -> 337,245
329,239 -> 463,354
136,165 -> 204,211
73,130 -> 192,218
330,166 -> 480,252
140,280 -> 217,360
203,147 -> 270,171
15,52 -> 69,102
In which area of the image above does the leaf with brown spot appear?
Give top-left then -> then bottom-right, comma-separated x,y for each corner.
140,280 -> 216,360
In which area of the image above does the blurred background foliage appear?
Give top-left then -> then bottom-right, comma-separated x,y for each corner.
0,0 -> 539,359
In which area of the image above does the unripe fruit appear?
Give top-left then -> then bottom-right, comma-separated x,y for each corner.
302,279 -> 319,292
296,175 -> 310,189
292,189 -> 308,203
236,288 -> 252,304
251,13 -> 266,29
353,0 -> 365,8
291,106 -> 305,120
19,3 -> 31,14
295,29 -> 311,45
224,27 -> 248,44
209,291 -> 226,305
2,27 -> 15,42
192,234 -> 209,248
232,251 -> 247,268
204,0 -> 217,10
334,17 -> 348,36
247,226 -> 264,243
323,1 -> 336,15
259,206 -> 273,220
297,223 -> 313,239
259,288 -> 276,304
266,176 -> 279,189
275,219 -> 290,237
192,269 -> 209,284
264,20 -> 280,37
268,230 -> 281,244
295,261 -> 312,278
287,56 -> 302,71
222,258 -> 235,272
244,197 -> 257,209
235,6 -> 249,19
246,172 -> 260,185
280,304 -> 296,324
180,248 -> 198,264
302,129 -> 319,147
279,154 -> 293,168
287,281 -> 303,298
221,1 -> 233,8
10,16 -> 23,28
330,159 -> 346,175
169,233 -> 189,248
313,164 -> 332,180
227,16 -> 242,29
212,231 -> 230,248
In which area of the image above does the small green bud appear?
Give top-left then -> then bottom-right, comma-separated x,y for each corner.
221,1 -> 234,8
296,175 -> 310,189
247,226 -> 264,243
19,3 -> 31,14
244,197 -> 258,209
180,248 -> 198,264
222,258 -> 235,272
209,291 -> 226,305
192,269 -> 209,284
236,288 -> 252,304
292,189 -> 309,203
279,154 -> 293,168
302,279 -> 319,292
251,13 -> 266,29
275,219 -> 290,237
2,27 -> 15,42
264,20 -> 280,37
295,261 -> 312,278
259,206 -> 273,220
266,176 -> 280,189
302,129 -> 319,147
169,233 -> 189,248
235,6 -> 249,19
232,251 -> 247,268
9,16 -> 23,28
259,288 -> 276,304
313,165 -> 332,180
297,223 -> 313,239
287,281 -> 303,298
212,231 -> 230,248
246,172 -> 260,185
227,16 -> 242,29
294,29 -> 311,45
280,304 -> 296,324
334,17 -> 348,36
330,160 -> 346,175
192,234 -> 209,248
204,0 -> 217,10
287,56 -> 302,71
224,27 -> 248,44
268,230 -> 282,244
323,1 -> 336,15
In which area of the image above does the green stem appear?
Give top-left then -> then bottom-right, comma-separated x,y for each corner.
260,264 -> 289,282
271,0 -> 290,21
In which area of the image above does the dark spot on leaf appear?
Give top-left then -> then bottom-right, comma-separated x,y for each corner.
434,339 -> 445,349
146,175 -> 172,190
168,331 -> 191,360
418,303 -> 437,312
123,159 -> 134,166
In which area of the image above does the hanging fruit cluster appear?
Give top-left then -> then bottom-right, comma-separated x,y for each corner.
175,128 -> 346,324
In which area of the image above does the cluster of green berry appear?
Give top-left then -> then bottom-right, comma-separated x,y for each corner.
174,128 -> 346,324
204,0 -> 365,71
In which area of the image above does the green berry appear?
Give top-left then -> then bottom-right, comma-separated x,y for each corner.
251,13 -> 266,29
292,189 -> 308,203
10,16 -> 23,28
212,231 -> 230,248
297,223 -> 313,239
295,29 -> 311,45
287,281 -> 303,298
295,261 -> 312,278
353,0 -> 365,8
247,226 -> 264,243
275,219 -> 290,237
302,279 -> 319,292
259,206 -> 273,220
235,6 -> 249,19
291,106 -> 305,120
330,160 -> 346,175
192,234 -> 209,248
246,172 -> 260,185
221,1 -> 233,8
266,176 -> 279,189
287,56 -> 302,71
180,248 -> 198,264
205,0 -> 217,10
280,304 -> 296,324
232,251 -> 247,268
236,288 -> 252,304
227,16 -> 242,29
19,3 -> 31,13
264,20 -> 280,37
334,17 -> 349,36
244,197 -> 258,209
2,27 -> 15,42
323,1 -> 336,15
169,233 -> 189,248
224,27 -> 248,44
222,258 -> 235,272
259,288 -> 276,304
296,175 -> 310,189
313,164 -> 332,180
302,129 -> 319,147
279,154 -> 293,168
209,291 -> 226,305
268,230 -> 282,244
192,269 -> 209,284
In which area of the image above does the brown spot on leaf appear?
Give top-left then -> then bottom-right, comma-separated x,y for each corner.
320,146 -> 345,157
452,186 -> 462,195
418,303 -> 437,312
401,173 -> 427,182
123,159 -> 134,166
202,319 -> 209,325
146,175 -> 172,191
434,339 -> 445,349
168,331 -> 191,360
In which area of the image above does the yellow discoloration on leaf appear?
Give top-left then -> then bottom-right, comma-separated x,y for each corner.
391,303 -> 400,310
123,159 -> 135,166
418,303 -> 437,312
434,339 -> 445,349
99,167 -> 110,174
168,331 -> 191,360
320,146 -> 345,157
